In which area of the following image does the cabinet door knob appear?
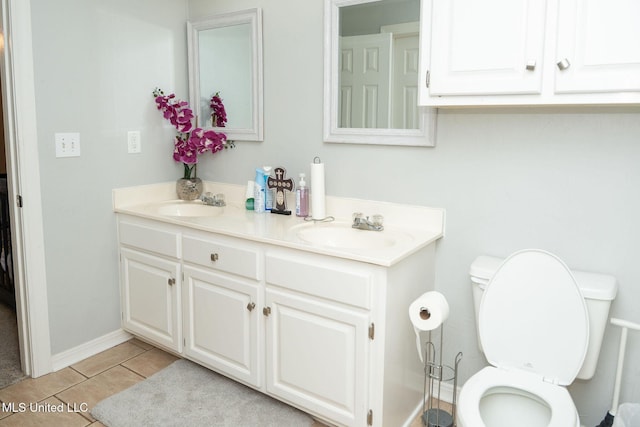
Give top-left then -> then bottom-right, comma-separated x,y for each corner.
210,253 -> 219,262
167,278 -> 175,286
247,302 -> 256,312
557,58 -> 571,70
525,60 -> 536,71
263,306 -> 271,316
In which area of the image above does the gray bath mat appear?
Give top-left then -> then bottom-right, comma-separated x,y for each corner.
91,358 -> 314,427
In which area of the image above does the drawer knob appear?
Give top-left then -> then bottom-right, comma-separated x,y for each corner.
247,302 -> 256,312
167,278 -> 175,286
210,253 -> 219,262
557,58 -> 571,70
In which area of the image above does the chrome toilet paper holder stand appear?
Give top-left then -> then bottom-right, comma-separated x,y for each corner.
421,324 -> 463,427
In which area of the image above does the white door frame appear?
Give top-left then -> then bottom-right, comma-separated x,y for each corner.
1,0 -> 52,377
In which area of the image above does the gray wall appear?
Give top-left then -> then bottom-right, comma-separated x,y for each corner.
30,0 -> 189,353
27,0 -> 640,425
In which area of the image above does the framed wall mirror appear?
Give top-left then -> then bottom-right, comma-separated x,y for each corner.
324,0 -> 436,146
188,8 -> 263,141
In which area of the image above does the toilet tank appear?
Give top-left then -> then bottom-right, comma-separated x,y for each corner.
469,255 -> 618,380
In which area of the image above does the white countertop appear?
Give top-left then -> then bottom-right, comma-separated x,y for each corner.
113,182 -> 445,267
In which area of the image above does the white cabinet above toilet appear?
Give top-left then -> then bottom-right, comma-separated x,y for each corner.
419,0 -> 640,106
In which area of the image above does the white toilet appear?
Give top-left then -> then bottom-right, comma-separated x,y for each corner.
458,249 -> 618,427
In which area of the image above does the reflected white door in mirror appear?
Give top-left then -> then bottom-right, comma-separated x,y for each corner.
324,0 -> 436,147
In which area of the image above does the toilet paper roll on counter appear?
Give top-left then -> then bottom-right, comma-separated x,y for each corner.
409,291 -> 449,362
310,157 -> 326,220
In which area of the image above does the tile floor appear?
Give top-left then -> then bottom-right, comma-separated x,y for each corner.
0,338 -> 449,426
0,339 -> 178,426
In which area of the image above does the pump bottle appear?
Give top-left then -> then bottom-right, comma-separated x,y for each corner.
296,173 -> 309,217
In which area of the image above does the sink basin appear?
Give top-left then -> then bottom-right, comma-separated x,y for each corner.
293,222 -> 407,249
154,201 -> 224,217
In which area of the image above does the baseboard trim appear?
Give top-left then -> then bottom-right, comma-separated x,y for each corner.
431,381 -> 460,405
51,329 -> 133,372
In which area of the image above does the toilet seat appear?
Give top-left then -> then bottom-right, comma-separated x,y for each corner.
458,250 -> 589,427
479,249 -> 589,384
458,367 -> 579,427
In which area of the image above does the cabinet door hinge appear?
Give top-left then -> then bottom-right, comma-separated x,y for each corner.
368,323 -> 375,340
425,70 -> 430,88
16,195 -> 23,208
367,409 -> 373,426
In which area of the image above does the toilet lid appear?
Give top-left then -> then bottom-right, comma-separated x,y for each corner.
479,249 -> 589,385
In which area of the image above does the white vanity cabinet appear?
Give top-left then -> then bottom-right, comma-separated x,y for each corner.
181,232 -> 262,387
419,0 -> 640,106
118,219 -> 183,353
116,207 -> 439,427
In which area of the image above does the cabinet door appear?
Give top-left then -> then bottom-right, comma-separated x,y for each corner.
554,0 -> 640,93
120,248 -> 182,352
265,288 -> 369,427
182,266 -> 260,387
427,0 -> 546,96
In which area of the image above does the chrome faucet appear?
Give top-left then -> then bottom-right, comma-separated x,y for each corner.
201,192 -> 226,207
351,212 -> 384,231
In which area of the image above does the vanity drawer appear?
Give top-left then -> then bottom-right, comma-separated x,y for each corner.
182,234 -> 260,280
265,251 -> 372,309
118,220 -> 180,258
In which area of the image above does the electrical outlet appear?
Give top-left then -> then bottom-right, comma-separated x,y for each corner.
55,133 -> 80,158
127,130 -> 141,154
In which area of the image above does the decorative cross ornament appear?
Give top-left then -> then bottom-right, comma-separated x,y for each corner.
267,167 -> 294,215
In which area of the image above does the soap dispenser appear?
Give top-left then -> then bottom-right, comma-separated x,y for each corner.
296,173 -> 309,217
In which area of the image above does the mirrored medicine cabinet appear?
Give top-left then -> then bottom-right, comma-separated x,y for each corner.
187,8 -> 264,141
324,0 -> 436,146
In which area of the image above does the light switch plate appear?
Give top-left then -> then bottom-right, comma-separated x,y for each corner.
127,130 -> 141,153
55,132 -> 80,157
